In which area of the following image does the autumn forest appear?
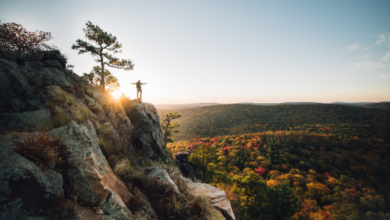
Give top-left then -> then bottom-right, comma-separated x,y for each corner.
159,104 -> 390,220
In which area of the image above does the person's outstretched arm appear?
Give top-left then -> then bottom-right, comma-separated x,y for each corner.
141,83 -> 147,85
130,83 -> 136,85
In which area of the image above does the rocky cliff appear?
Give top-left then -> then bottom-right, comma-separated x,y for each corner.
0,50 -> 235,220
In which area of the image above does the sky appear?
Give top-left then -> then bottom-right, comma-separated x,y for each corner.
1,0 -> 390,104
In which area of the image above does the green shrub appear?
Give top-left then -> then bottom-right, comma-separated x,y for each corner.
52,106 -> 68,127
79,104 -> 93,120
85,87 -> 93,97
97,124 -> 123,168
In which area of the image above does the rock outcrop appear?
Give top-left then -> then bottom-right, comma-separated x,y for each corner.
124,101 -> 165,159
0,144 -> 65,219
180,177 -> 236,220
174,151 -> 197,180
0,49 -> 236,220
50,121 -> 133,220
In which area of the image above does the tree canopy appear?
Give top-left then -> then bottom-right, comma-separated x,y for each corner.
83,66 -> 120,92
72,21 -> 134,92
161,112 -> 182,144
0,21 -> 53,52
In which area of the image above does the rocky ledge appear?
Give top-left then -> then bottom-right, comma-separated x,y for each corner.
0,49 -> 236,220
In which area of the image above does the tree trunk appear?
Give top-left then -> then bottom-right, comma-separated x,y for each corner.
100,52 -> 105,92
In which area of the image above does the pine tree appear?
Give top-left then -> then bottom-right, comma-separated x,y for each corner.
83,66 -> 120,92
161,112 -> 182,144
72,21 -> 134,92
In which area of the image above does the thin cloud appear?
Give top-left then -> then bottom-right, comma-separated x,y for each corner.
380,51 -> 390,61
364,33 -> 390,50
354,61 -> 385,68
347,44 -> 360,51
381,75 -> 390,79
333,56 -> 338,60
376,33 -> 388,45
57,7 -> 69,12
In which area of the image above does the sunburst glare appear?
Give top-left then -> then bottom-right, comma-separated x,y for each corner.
111,90 -> 122,99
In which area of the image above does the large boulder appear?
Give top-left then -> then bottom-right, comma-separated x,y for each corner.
0,50 -> 67,68
0,49 -> 74,115
180,176 -> 236,220
49,121 -> 133,220
144,167 -> 180,195
143,167 -> 236,220
91,91 -> 134,147
0,144 -> 65,218
124,102 -> 164,159
0,59 -> 40,113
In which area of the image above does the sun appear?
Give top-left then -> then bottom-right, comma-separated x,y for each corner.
111,90 -> 122,99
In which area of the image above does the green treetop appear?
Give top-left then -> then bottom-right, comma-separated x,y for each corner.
161,112 -> 182,144
72,21 -> 134,92
83,66 -> 120,93
189,144 -> 218,183
232,170 -> 300,220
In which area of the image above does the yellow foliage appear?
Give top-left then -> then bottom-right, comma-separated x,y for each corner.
307,182 -> 331,195
326,177 -> 341,188
243,167 -> 252,174
269,170 -> 281,176
266,180 -> 280,187
257,156 -> 266,161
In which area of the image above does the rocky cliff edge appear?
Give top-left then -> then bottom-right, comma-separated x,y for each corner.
0,50 -> 235,220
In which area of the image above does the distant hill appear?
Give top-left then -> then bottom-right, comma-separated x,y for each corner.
156,101 -> 389,110
157,103 -> 390,141
360,102 -> 390,111
331,102 -> 376,105
154,103 -> 220,110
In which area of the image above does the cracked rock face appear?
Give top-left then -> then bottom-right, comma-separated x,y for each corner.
49,121 -> 133,219
0,144 -> 65,218
124,102 -> 165,159
143,167 -> 236,220
180,176 -> 236,220
144,167 -> 180,195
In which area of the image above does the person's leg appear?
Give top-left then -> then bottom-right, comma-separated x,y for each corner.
140,89 -> 142,98
137,90 -> 140,98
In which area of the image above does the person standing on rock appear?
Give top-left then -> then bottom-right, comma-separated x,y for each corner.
131,80 -> 147,99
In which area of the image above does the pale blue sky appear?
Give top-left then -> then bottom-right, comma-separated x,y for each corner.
1,0 -> 390,104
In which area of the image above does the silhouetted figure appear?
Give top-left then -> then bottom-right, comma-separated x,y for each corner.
131,80 -> 147,99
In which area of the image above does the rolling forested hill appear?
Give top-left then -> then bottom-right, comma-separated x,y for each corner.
361,102 -> 390,111
161,104 -> 390,219
157,104 -> 390,142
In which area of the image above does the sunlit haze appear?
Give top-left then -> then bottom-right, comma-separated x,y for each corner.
1,0 -> 390,104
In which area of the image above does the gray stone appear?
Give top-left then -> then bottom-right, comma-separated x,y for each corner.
0,59 -> 30,95
41,59 -> 62,68
144,167 -> 180,195
49,121 -> 133,218
132,204 -> 159,220
0,144 -> 64,217
0,59 -> 41,112
100,190 -> 134,220
180,176 -> 236,220
125,102 -> 164,159
0,50 -> 66,68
